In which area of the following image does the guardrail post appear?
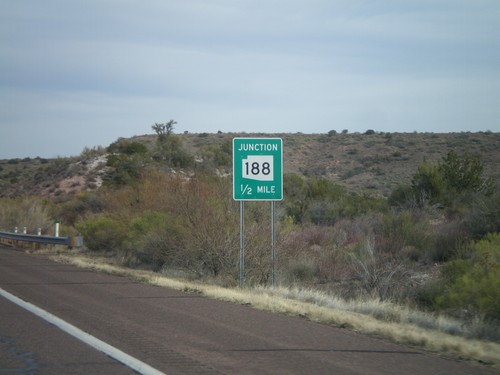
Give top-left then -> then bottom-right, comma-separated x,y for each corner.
23,227 -> 27,234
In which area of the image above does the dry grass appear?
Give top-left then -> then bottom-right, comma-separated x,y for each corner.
51,253 -> 500,368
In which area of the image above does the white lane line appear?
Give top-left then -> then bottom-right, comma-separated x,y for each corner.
0,287 -> 166,375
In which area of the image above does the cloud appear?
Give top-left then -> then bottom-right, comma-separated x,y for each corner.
0,1 -> 499,158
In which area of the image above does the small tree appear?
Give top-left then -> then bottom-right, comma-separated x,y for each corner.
152,120 -> 177,141
439,150 -> 493,195
410,151 -> 493,207
151,120 -> 194,168
411,159 -> 445,206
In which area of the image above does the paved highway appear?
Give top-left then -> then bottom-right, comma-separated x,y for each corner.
0,248 -> 497,374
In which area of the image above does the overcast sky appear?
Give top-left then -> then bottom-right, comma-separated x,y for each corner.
1,1 -> 499,159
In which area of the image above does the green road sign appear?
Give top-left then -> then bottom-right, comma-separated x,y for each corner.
233,138 -> 283,201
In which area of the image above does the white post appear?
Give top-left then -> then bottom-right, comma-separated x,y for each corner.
55,222 -> 60,237
14,227 -> 18,233
37,228 -> 41,236
23,227 -> 27,234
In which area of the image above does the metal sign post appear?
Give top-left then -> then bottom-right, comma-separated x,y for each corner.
233,138 -> 283,288
239,201 -> 244,288
271,201 -> 276,288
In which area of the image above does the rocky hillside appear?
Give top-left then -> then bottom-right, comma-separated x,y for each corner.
1,131 -> 499,200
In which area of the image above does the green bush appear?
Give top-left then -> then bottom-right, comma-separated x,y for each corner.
153,135 -> 194,168
285,258 -> 316,284
388,185 -> 416,208
128,211 -> 187,270
440,150 -> 493,195
431,233 -> 500,322
283,174 -> 308,223
106,154 -> 145,185
411,159 -> 445,206
379,210 -> 434,257
199,141 -> 232,169
463,190 -> 500,239
76,215 -> 129,252
76,209 -> 188,270
428,221 -> 466,262
283,174 -> 386,224
58,191 -> 105,225
108,139 -> 148,155
410,151 -> 493,208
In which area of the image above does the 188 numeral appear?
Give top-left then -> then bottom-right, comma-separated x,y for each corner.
244,162 -> 271,176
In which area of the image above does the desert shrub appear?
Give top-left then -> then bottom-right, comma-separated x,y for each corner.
428,220 -> 467,262
379,208 -> 467,263
278,215 -> 415,298
75,172 -> 242,278
410,151 -> 493,208
153,134 -> 194,168
109,170 -> 184,214
43,157 -> 75,179
172,175 -> 240,280
74,192 -> 189,270
283,174 -> 386,224
345,230 -> 409,300
0,196 -> 53,233
440,150 -> 493,196
421,233 -> 500,323
76,215 -> 129,252
380,209 -> 451,261
198,140 -> 232,171
388,185 -> 418,209
283,257 -> 317,284
58,191 -> 105,225
307,177 -> 346,200
338,193 -> 387,218
80,146 -> 107,159
283,174 -> 309,223
106,154 -> 145,186
278,225 -> 345,286
380,210 -> 423,256
462,190 -> 500,239
108,139 -> 148,155
309,201 -> 337,225
279,225 -> 336,256
411,159 -> 445,206
127,211 -> 187,270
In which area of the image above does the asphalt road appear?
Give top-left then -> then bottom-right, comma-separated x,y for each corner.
0,248 -> 497,374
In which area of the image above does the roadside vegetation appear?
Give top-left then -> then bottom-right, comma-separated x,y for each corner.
0,126 -> 499,366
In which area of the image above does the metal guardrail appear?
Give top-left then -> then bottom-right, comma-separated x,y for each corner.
0,231 -> 83,249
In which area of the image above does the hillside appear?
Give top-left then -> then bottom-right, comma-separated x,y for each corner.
1,131 -> 499,199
